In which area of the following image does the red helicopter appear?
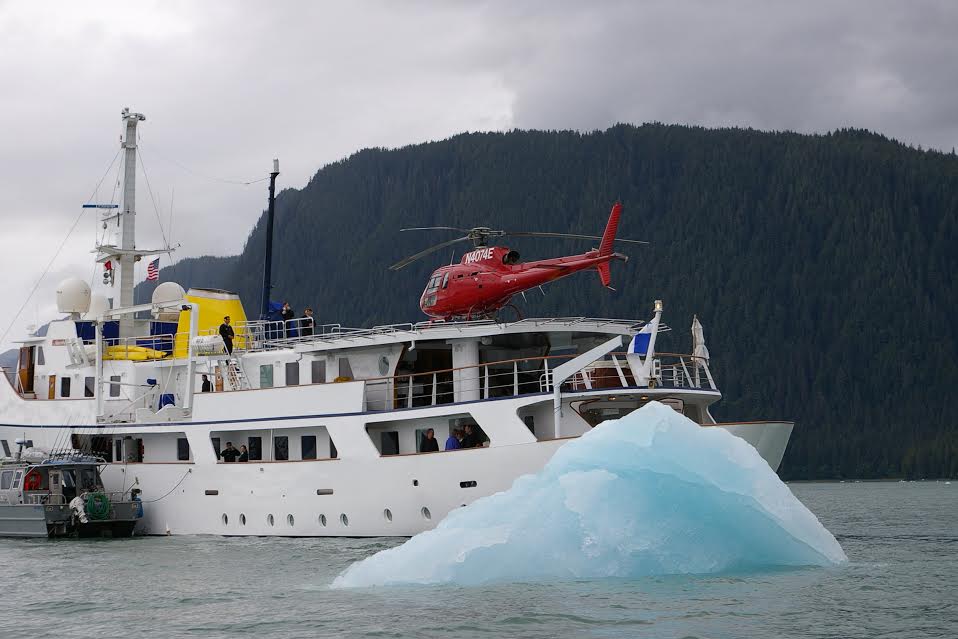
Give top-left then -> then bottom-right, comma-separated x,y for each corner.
389,202 -> 646,320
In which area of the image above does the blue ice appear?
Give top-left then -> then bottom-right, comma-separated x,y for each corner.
333,401 -> 847,588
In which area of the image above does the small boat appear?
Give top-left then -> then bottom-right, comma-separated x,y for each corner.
0,439 -> 143,538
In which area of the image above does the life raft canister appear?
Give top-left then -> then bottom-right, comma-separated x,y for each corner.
23,469 -> 44,491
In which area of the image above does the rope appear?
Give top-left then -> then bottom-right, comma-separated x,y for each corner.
0,148 -> 122,346
138,136 -> 269,186
142,468 -> 192,503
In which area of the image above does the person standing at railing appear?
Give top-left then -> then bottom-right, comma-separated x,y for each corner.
420,428 -> 439,452
281,302 -> 295,338
301,307 -> 315,337
219,316 -> 235,355
445,428 -> 463,450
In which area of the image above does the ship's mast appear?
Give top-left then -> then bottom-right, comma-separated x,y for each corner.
118,108 -> 145,336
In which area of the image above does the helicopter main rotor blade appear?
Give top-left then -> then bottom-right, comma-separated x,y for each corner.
400,226 -> 473,233
505,231 -> 649,245
389,236 -> 470,271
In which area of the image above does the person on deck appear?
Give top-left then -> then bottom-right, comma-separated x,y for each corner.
238,445 -> 249,462
420,428 -> 439,453
301,307 -> 315,337
460,424 -> 480,448
219,316 -> 235,355
281,302 -> 295,337
221,442 -> 240,462
444,428 -> 462,451
201,374 -> 213,393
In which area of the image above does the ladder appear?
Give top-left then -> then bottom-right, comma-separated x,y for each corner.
222,358 -> 250,391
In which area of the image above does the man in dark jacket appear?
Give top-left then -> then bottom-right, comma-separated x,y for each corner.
281,302 -> 295,337
221,442 -> 240,462
219,316 -> 235,354
420,428 -> 439,452
460,424 -> 480,448
301,307 -> 315,337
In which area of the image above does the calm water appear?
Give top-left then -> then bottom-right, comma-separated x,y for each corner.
1,482 -> 954,639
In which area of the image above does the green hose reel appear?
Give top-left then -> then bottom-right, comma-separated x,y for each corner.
85,492 -> 111,520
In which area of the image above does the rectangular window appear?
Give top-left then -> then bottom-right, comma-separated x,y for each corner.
114,439 -> 122,461
274,436 -> 289,461
311,360 -> 326,384
380,431 -> 399,456
36,346 -> 45,366
60,377 -> 71,398
12,471 -> 22,489
176,438 -> 190,461
84,377 -> 95,398
0,471 -> 12,490
260,365 -> 273,388
248,436 -> 262,461
285,362 -> 299,386
1,439 -> 10,457
211,437 -> 222,460
339,358 -> 353,379
110,375 -> 121,398
416,428 -> 429,452
442,272 -> 449,289
301,435 -> 317,460
330,439 -> 338,459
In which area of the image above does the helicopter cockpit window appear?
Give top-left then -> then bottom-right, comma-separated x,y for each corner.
426,276 -> 441,292
441,273 -> 449,289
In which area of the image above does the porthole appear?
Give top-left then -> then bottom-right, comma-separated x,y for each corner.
287,514 -> 295,527
267,514 -> 275,527
319,514 -> 327,527
340,513 -> 349,527
421,507 -> 431,520
239,513 -> 247,526
383,508 -> 393,522
221,513 -> 228,526
412,479 -> 419,487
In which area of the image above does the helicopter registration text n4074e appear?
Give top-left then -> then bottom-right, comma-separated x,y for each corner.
391,202 -> 647,320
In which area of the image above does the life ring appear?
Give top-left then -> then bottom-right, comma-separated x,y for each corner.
23,469 -> 43,491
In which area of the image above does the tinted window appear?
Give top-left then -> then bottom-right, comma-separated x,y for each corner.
84,377 -> 95,398
260,365 -> 273,388
176,438 -> 190,461
248,436 -> 262,461
36,347 -> 45,366
330,439 -> 338,459
338,358 -> 352,379
60,377 -> 71,398
115,439 -> 122,461
380,431 -> 399,455
301,435 -> 317,460
0,471 -> 11,490
274,436 -> 289,461
311,360 -> 326,384
285,362 -> 299,386
211,437 -> 222,460
110,375 -> 121,398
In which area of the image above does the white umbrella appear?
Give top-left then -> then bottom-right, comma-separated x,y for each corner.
692,314 -> 709,368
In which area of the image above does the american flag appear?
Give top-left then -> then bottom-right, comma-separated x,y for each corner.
146,257 -> 159,281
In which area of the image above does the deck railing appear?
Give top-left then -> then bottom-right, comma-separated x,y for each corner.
361,351 -> 716,411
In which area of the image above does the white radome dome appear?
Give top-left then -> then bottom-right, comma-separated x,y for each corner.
56,277 -> 91,315
82,293 -> 110,321
152,281 -> 186,321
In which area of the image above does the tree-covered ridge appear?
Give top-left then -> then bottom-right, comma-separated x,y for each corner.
137,124 -> 958,480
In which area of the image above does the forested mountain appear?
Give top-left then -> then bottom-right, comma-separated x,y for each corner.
136,124 -> 958,480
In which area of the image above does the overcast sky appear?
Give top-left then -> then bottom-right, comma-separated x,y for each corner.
1,0 -> 956,349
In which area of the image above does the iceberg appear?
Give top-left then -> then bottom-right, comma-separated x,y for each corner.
333,402 -> 846,588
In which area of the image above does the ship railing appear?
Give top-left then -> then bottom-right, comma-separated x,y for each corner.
198,316 -> 661,355
361,351 -> 716,411
98,333 -> 178,360
23,491 -> 131,506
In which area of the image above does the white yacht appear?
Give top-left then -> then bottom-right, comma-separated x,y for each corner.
0,110 -> 793,537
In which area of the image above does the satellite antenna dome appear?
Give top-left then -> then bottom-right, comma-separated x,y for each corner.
56,277 -> 92,315
152,282 -> 186,321
82,293 -> 110,321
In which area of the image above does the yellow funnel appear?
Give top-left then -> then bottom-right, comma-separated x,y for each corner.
173,288 -> 249,358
